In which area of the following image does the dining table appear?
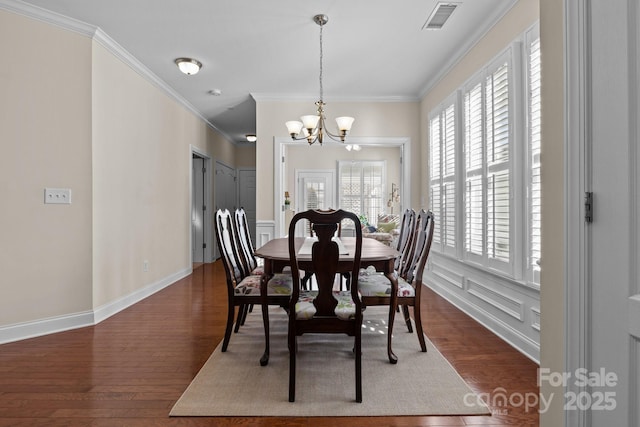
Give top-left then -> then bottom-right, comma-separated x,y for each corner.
254,236 -> 401,365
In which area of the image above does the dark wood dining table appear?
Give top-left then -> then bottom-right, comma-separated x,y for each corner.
255,236 -> 401,365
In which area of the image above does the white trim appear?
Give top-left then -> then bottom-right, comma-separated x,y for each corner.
0,267 -> 191,344
0,310 -> 95,345
94,268 -> 191,323
426,280 -> 540,363
0,0 -> 236,144
274,136 -> 411,238
564,0 -> 590,426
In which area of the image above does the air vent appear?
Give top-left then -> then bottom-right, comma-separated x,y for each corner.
422,2 -> 459,30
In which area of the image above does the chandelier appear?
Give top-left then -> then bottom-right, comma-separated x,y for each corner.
285,14 -> 354,146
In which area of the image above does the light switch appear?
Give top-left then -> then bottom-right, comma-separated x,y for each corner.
44,188 -> 72,204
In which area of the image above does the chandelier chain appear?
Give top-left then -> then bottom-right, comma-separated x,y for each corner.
319,21 -> 323,103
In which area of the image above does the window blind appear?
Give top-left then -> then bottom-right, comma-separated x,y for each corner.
339,161 -> 385,226
528,36 -> 542,283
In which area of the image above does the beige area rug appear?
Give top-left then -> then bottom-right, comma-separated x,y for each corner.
170,306 -> 490,417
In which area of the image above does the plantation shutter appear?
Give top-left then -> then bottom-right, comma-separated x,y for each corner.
429,116 -> 442,246
486,63 -> 510,263
442,104 -> 456,252
464,83 -> 484,257
528,36 -> 542,283
338,161 -> 385,227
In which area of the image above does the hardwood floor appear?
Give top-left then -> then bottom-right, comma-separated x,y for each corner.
0,261 -> 539,426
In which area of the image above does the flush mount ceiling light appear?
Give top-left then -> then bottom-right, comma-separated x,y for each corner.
175,57 -> 202,75
285,14 -> 354,146
245,134 -> 257,142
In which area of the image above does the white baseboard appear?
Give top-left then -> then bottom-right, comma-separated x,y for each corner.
0,267 -> 192,345
0,310 -> 95,345
93,267 -> 192,323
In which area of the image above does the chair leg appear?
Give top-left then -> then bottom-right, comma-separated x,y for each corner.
355,334 -> 362,403
413,303 -> 427,352
401,305 -> 413,333
234,304 -> 247,332
221,302 -> 235,352
288,334 -> 296,402
240,304 -> 251,326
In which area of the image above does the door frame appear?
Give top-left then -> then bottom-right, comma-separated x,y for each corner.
190,146 -> 213,264
274,136 -> 410,238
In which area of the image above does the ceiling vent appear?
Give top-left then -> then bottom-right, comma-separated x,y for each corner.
422,2 -> 460,30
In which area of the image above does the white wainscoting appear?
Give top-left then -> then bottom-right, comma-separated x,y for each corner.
424,252 -> 540,363
256,220 -> 276,247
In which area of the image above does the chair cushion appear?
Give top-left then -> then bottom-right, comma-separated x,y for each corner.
250,266 -> 264,276
295,290 -> 358,321
234,273 -> 293,296
357,268 -> 415,297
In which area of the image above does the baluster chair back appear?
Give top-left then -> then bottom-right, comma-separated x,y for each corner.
287,209 -> 364,402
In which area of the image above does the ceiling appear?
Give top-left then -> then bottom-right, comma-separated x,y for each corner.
13,0 -> 518,144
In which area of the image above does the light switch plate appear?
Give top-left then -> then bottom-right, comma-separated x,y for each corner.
44,188 -> 72,204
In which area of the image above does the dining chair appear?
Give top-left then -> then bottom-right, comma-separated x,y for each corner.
394,209 -> 416,271
234,207 -> 263,276
214,209 -> 292,353
287,209 -> 364,402
300,211 -> 347,291
358,209 -> 435,354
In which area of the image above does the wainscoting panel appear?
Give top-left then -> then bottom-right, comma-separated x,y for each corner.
425,252 -> 540,363
256,220 -> 275,248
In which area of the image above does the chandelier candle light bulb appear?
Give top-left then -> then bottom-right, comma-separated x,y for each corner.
285,14 -> 355,145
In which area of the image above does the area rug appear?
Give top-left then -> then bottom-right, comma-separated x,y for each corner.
170,306 -> 490,417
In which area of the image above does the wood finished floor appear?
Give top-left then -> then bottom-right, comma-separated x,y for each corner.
0,261 -> 539,426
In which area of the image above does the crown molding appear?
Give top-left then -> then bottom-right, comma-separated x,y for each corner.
251,93 -> 419,103
0,0 -> 95,36
418,0 -> 520,98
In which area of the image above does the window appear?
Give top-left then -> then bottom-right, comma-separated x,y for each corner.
464,58 -> 511,269
339,161 -> 385,226
427,25 -> 541,284
429,100 -> 457,255
527,31 -> 542,284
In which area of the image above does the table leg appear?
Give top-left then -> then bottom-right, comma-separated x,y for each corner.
385,271 -> 399,364
260,272 -> 271,366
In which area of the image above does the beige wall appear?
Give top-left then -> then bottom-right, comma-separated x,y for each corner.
0,10 -> 93,325
0,9 -> 239,330
539,0 -> 564,424
91,42 -> 210,308
256,100 -> 420,221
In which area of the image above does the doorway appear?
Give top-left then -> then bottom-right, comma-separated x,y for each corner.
294,170 -> 336,237
191,151 -> 212,266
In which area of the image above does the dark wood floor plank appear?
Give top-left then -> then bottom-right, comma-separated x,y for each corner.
0,261 -> 539,426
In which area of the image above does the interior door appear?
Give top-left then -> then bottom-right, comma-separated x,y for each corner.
192,156 -> 205,263
214,161 -> 237,259
238,168 -> 257,245
584,1 -> 637,424
295,170 -> 335,237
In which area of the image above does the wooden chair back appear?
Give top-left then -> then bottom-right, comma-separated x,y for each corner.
394,209 -> 416,271
234,207 -> 258,273
214,209 -> 247,288
287,208 -> 364,402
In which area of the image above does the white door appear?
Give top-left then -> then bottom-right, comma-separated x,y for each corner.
238,168 -> 257,245
574,1 -> 638,424
295,170 -> 335,237
192,156 -> 205,263
214,161 -> 237,259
